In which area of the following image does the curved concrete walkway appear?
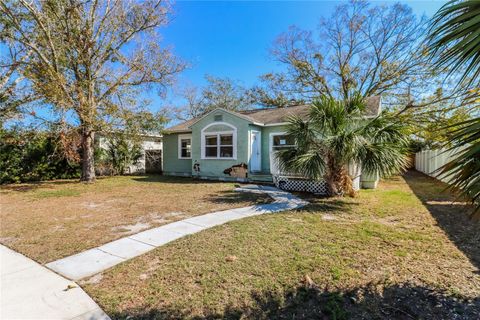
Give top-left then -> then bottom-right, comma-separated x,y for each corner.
1,245 -> 109,320
46,185 -> 307,281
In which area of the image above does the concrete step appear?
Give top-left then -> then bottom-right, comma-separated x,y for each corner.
249,173 -> 273,183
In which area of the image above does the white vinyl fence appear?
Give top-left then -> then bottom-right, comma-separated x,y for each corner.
415,146 -> 466,183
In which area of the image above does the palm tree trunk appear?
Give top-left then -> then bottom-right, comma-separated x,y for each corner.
472,210 -> 480,222
324,156 -> 355,197
325,156 -> 343,196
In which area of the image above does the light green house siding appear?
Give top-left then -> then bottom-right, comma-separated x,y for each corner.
260,125 -> 288,173
162,105 -> 380,189
163,111 -> 290,179
162,133 -> 192,175
190,110 -> 251,178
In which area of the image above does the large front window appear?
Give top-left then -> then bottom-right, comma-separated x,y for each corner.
204,133 -> 234,158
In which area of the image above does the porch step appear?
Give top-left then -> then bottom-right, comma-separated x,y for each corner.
249,173 -> 273,183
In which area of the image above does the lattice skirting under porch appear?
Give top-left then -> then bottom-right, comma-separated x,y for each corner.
273,176 -> 328,195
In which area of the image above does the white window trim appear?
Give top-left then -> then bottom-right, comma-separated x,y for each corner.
269,132 -> 295,151
178,134 -> 192,159
201,122 -> 237,160
269,132 -> 298,175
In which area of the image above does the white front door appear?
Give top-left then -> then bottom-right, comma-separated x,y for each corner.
250,131 -> 261,172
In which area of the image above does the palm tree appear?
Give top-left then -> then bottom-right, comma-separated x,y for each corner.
429,0 -> 480,86
439,118 -> 480,219
277,94 -> 409,196
428,0 -> 480,218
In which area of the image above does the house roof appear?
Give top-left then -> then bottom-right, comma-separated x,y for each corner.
165,96 -> 381,133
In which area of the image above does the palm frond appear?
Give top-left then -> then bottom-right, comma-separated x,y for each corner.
277,93 -> 409,189
438,117 -> 480,214
345,92 -> 366,115
284,115 -> 317,150
309,96 -> 348,134
428,0 -> 480,86
358,141 -> 409,177
276,147 -> 326,180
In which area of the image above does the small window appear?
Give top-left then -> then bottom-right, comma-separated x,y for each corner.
214,114 -> 223,121
178,136 -> 191,159
272,134 -> 295,150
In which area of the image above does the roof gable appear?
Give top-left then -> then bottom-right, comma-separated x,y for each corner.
189,108 -> 260,128
165,108 -> 257,133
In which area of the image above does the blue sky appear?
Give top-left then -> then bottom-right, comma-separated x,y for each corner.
153,0 -> 447,117
13,1 -> 447,127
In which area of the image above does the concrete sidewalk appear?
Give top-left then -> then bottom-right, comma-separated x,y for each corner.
46,185 -> 308,281
1,245 -> 109,320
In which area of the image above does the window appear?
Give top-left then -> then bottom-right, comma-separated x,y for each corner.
272,134 -> 295,150
270,133 -> 295,175
204,133 -> 234,158
178,134 -> 192,159
201,122 -> 237,159
205,135 -> 218,157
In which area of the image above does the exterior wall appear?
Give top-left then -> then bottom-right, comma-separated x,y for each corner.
190,110 -> 250,178
348,162 -> 362,191
128,137 -> 163,174
162,133 -> 192,176
96,134 -> 162,174
360,172 -> 379,189
260,125 -> 288,174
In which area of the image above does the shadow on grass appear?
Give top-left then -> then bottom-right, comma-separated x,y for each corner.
107,282 -> 479,320
403,170 -> 480,272
295,192 -> 360,214
302,199 -> 359,214
205,190 -> 272,206
0,179 -> 82,192
132,175 -> 236,184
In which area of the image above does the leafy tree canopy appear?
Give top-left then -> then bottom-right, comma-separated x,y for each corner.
0,0 -> 186,182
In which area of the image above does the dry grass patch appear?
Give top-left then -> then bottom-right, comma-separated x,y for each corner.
0,175 -> 270,263
83,171 -> 480,319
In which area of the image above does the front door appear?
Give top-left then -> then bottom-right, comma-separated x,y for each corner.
250,131 -> 261,172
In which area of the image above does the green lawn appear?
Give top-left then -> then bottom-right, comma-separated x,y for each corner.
83,171 -> 480,319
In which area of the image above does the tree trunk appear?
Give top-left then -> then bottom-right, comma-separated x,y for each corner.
324,156 -> 354,197
80,129 -> 96,183
471,210 -> 480,222
324,156 -> 343,196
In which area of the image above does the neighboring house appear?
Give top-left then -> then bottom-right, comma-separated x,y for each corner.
96,133 -> 163,174
163,97 -> 382,193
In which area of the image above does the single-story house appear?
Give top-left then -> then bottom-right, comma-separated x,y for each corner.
163,97 -> 382,193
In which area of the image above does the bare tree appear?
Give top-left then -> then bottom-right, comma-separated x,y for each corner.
256,0 -> 477,111
202,75 -> 253,111
0,0 -> 186,182
172,85 -> 206,121
174,75 -> 254,120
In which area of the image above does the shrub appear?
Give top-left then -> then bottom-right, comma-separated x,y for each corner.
0,129 -> 80,184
